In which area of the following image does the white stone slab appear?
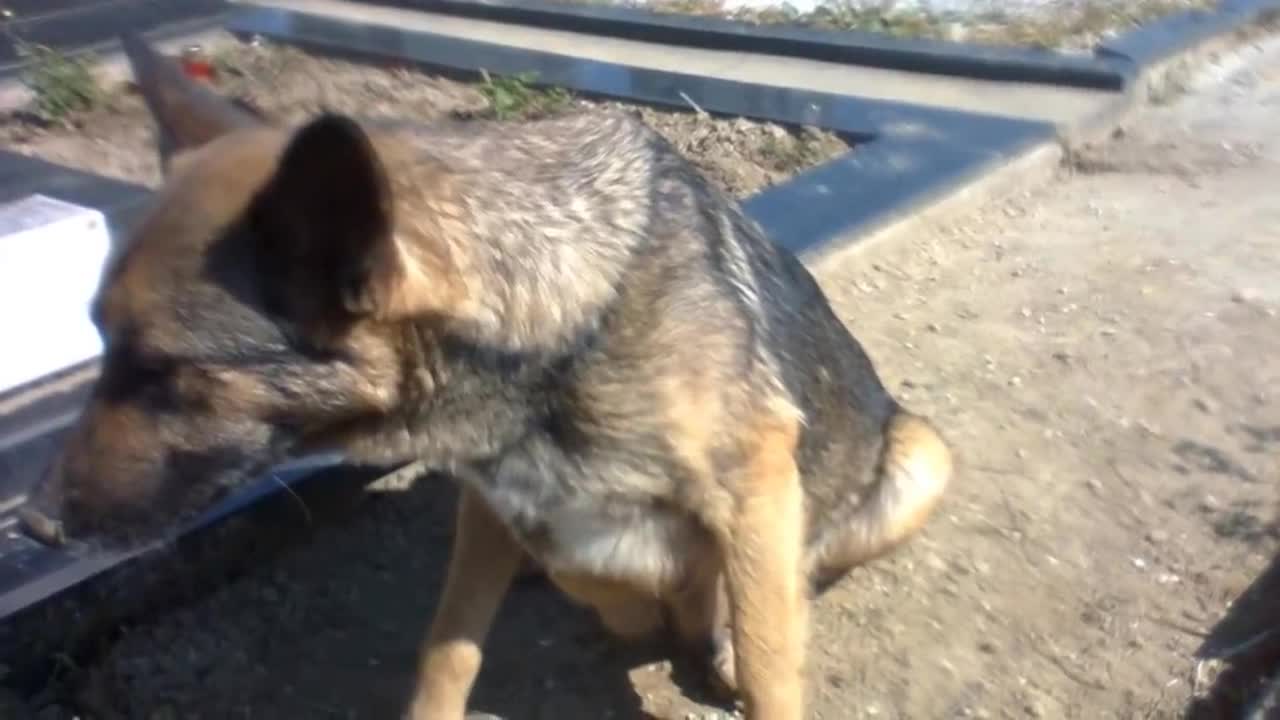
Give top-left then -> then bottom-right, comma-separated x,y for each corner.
0,194 -> 111,394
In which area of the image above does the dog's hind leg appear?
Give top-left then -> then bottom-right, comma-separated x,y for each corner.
807,409 -> 953,588
408,487 -> 522,720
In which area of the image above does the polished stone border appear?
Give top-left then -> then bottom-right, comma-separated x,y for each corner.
348,0 -> 1280,91
226,5 -> 1055,258
359,0 -> 1130,89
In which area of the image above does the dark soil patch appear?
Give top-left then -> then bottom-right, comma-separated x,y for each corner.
0,41 -> 849,199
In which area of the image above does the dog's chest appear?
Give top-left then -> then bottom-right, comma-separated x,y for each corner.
464,448 -> 699,586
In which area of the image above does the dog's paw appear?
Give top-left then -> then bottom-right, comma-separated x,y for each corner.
402,710 -> 503,720
709,627 -> 738,696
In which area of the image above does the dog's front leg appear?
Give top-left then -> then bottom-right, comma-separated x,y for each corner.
719,413 -> 808,720
408,487 -> 522,720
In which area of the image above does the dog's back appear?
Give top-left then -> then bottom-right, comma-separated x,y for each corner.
31,36 -> 953,719
358,108 -> 950,584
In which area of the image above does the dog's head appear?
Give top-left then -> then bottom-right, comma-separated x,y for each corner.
23,36 -> 460,547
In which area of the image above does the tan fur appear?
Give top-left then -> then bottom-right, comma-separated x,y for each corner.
411,488 -> 523,720
716,406 -> 809,718
809,411 -> 953,581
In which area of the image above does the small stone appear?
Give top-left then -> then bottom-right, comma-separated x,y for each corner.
1193,397 -> 1214,414
1232,288 -> 1261,304
1131,557 -> 1147,570
1008,376 -> 1023,387
1146,529 -> 1170,544
1201,494 -> 1222,512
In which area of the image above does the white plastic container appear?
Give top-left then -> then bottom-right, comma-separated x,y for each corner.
0,194 -> 112,394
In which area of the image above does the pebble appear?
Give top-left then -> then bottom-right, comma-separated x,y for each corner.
1232,287 -> 1262,304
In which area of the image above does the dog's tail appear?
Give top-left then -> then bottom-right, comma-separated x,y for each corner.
119,32 -> 261,168
809,408 -> 953,585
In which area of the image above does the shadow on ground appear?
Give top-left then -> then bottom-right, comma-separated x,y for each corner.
3,467 -> 735,719
1186,547 -> 1280,719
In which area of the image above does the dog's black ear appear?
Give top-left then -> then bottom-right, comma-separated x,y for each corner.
120,33 -> 261,172
253,113 -> 448,331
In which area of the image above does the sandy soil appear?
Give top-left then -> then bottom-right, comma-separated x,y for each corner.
3,30 -> 1279,720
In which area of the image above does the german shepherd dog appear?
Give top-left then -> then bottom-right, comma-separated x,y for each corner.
21,34 -> 953,720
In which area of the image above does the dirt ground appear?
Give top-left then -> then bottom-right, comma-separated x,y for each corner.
3,30 -> 1279,720
0,41 -> 849,199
